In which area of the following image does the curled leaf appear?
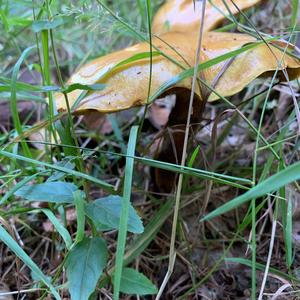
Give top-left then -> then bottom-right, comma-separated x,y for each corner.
152,0 -> 262,34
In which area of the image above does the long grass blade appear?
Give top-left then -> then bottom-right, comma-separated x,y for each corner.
0,225 -> 61,300
201,161 -> 300,221
113,125 -> 139,300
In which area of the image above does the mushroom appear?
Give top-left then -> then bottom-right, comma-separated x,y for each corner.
152,0 -> 262,34
54,31 -> 300,191
56,32 -> 300,112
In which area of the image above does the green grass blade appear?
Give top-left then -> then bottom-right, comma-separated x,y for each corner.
22,141 -> 252,187
0,150 -> 115,192
0,225 -> 61,300
0,171 -> 45,205
291,0 -> 299,44
10,45 -> 36,158
226,257 -> 299,283
285,198 -> 293,268
41,209 -> 72,250
201,161 -> 300,221
73,190 -> 86,244
113,125 -> 139,300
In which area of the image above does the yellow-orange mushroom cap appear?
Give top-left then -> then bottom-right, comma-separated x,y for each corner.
152,0 -> 262,34
55,32 -> 300,115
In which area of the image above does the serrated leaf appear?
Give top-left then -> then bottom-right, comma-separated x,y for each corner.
116,268 -> 157,295
85,196 -> 144,234
65,237 -> 108,300
14,181 -> 81,203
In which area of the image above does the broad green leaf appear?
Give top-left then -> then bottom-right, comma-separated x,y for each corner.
98,197 -> 174,289
14,181 -> 81,203
0,225 -> 61,300
117,268 -> 157,295
65,237 -> 108,300
85,196 -> 144,234
201,161 -> 300,221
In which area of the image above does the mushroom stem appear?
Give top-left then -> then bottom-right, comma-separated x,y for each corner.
153,88 -> 204,192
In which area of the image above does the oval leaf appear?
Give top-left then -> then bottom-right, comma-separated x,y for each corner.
65,237 -> 108,300
85,196 -> 144,234
116,268 -> 157,295
14,181 -> 80,203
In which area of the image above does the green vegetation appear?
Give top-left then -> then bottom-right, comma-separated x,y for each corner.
0,0 -> 300,299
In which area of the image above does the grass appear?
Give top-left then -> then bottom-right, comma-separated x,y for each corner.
0,0 -> 300,299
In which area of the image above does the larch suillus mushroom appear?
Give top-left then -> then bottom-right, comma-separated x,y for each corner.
55,32 -> 300,112
151,0 -> 262,34
54,31 -> 300,191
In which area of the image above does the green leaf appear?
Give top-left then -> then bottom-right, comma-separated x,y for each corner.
113,126 -> 139,299
10,45 -> 36,158
32,18 -> 64,33
14,181 -> 81,203
85,196 -> 144,234
0,225 -> 61,300
116,268 -> 157,295
7,17 -> 32,28
65,237 -> 108,300
201,161 -> 300,221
